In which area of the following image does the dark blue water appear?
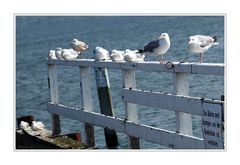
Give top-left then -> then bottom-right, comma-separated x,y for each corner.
16,16 -> 224,149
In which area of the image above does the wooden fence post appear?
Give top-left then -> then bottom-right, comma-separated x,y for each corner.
48,64 -> 61,135
94,67 -> 118,148
173,73 -> 193,135
122,69 -> 140,149
79,67 -> 95,147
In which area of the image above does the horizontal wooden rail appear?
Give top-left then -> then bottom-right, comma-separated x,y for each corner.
47,102 -> 205,149
122,88 -> 223,116
47,59 -> 224,75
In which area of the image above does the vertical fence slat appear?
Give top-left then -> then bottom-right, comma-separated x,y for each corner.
173,73 -> 193,135
94,67 -> 118,148
122,69 -> 140,149
79,67 -> 95,147
48,64 -> 61,135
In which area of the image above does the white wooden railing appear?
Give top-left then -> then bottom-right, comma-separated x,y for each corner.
47,59 -> 224,149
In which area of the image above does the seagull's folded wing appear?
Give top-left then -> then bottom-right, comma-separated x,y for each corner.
144,40 -> 159,52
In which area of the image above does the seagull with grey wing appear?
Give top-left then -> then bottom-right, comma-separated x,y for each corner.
138,33 -> 170,63
188,35 -> 219,63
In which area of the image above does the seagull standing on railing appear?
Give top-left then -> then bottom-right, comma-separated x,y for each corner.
62,48 -> 79,60
55,47 -> 64,59
71,39 -> 89,57
48,50 -> 57,60
110,49 -> 125,62
93,47 -> 110,61
188,35 -> 219,63
124,49 -> 145,62
138,33 -> 170,63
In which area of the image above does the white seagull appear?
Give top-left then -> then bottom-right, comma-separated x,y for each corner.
110,49 -> 125,62
71,39 -> 89,55
62,48 -> 78,60
48,50 -> 57,60
55,47 -> 64,59
19,121 -> 30,130
93,47 -> 110,61
124,49 -> 145,62
138,33 -> 170,63
188,35 -> 219,63
31,121 -> 45,131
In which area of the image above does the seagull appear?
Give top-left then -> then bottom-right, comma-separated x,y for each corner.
136,53 -> 145,62
62,48 -> 78,60
188,35 -> 219,63
55,47 -> 63,59
48,50 -> 57,60
110,49 -> 125,62
124,49 -> 145,62
19,121 -> 30,130
71,39 -> 89,55
138,33 -> 170,63
93,47 -> 110,61
31,121 -> 45,131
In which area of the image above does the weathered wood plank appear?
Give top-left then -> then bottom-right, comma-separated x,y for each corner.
48,103 -> 125,133
122,70 -> 140,149
16,129 -> 85,149
48,65 -> 59,103
123,89 -> 204,116
47,103 -> 205,149
47,59 -> 224,75
48,64 -> 61,135
79,67 -> 93,112
94,67 -> 118,148
79,67 -> 95,147
191,63 -> 224,75
125,121 -> 204,149
122,70 -> 138,122
173,73 -> 193,135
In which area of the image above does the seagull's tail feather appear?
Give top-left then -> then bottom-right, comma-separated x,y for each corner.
137,49 -> 145,53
